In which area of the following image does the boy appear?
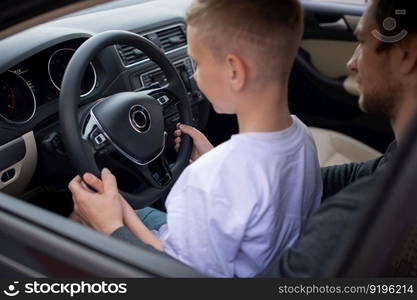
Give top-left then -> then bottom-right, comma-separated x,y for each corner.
69,0 -> 322,277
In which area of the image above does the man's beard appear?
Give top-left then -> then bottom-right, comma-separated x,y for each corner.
359,83 -> 402,123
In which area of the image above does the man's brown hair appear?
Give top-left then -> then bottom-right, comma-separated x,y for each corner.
186,0 -> 304,84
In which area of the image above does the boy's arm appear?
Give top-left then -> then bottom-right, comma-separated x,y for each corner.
119,197 -> 163,251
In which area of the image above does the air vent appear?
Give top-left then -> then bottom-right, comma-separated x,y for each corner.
117,44 -> 147,66
117,25 -> 187,67
157,26 -> 187,52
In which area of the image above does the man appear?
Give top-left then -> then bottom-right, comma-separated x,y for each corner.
259,0 -> 417,277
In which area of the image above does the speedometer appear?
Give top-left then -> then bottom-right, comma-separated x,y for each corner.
0,71 -> 36,124
48,48 -> 97,97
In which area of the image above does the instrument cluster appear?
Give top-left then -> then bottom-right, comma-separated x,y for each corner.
0,38 -> 97,124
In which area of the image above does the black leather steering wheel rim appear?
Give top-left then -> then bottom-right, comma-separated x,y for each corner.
60,30 -> 193,208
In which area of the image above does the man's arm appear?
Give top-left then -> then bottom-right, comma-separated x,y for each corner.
258,142 -> 397,277
68,169 -> 124,235
321,141 -> 396,200
258,169 -> 385,277
321,157 -> 383,200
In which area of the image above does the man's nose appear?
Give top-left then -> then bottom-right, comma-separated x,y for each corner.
347,45 -> 359,72
346,55 -> 358,73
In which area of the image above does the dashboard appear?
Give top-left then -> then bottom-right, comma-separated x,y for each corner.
0,38 -> 98,124
0,0 -> 208,196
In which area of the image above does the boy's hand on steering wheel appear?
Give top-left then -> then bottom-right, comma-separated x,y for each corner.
174,123 -> 213,163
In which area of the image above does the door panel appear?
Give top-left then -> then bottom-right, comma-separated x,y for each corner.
300,39 -> 357,79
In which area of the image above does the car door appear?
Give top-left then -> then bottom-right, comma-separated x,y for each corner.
0,192 -> 202,277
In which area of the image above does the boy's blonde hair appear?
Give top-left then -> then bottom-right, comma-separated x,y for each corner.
186,0 -> 304,84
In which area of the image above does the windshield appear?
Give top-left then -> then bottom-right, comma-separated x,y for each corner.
62,0 -> 154,18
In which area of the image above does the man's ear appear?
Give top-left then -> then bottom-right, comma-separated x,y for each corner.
398,34 -> 417,75
225,54 -> 247,91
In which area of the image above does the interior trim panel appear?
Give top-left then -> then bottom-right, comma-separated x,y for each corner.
301,39 -> 357,79
0,132 -> 37,195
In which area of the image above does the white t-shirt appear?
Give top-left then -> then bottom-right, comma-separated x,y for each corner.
156,116 -> 322,277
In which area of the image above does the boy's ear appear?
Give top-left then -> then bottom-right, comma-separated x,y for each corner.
225,54 -> 247,91
398,34 -> 417,75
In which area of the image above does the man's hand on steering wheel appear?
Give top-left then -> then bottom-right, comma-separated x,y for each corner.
69,168 -> 124,235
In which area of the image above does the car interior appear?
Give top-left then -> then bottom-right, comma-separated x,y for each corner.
0,0 -> 391,213
0,0 -> 415,277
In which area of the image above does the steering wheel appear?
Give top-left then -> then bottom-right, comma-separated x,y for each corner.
59,30 -> 193,208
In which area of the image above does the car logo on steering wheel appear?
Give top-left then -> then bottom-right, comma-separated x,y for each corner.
129,105 -> 151,133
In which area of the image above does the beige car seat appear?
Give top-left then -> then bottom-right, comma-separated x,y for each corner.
309,127 -> 382,167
